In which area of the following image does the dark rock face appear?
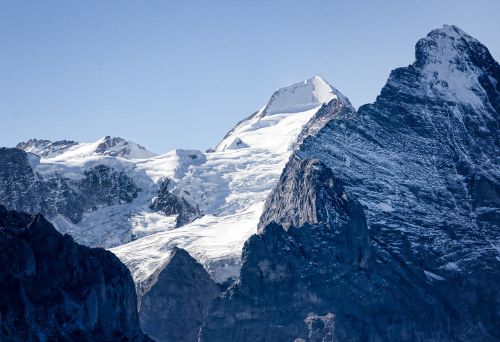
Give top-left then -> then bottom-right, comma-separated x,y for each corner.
79,164 -> 141,207
150,178 -> 202,227
0,205 -> 150,341
16,138 -> 78,158
201,26 -> 500,341
0,148 -> 141,223
138,248 -> 220,342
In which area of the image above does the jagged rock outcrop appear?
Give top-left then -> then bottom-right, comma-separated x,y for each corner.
150,178 -> 202,227
0,148 -> 141,224
259,157 -> 371,268
201,25 -> 500,341
138,247 -> 220,342
0,205 -> 150,341
16,138 -> 78,158
79,164 -> 141,207
95,136 -> 157,159
225,137 -> 249,150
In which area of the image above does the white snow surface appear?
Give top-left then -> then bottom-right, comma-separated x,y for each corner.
112,202 -> 263,285
263,76 -> 337,116
111,104 -> 324,283
33,76 -> 336,283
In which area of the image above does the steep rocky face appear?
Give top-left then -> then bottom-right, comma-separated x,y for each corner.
150,178 -> 202,227
203,160 -> 427,341
201,25 -> 500,341
79,164 -> 141,208
0,205 -> 150,341
296,25 -> 500,272
138,248 -> 220,342
16,138 -> 78,158
259,157 -> 370,269
0,148 -> 141,223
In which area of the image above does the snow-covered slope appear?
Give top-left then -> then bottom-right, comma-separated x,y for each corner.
111,76 -> 342,284
2,76 -> 340,283
211,76 -> 339,152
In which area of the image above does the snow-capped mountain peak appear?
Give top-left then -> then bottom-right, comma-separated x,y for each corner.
43,136 -> 158,162
416,24 -> 484,67
411,24 -> 499,107
262,75 -> 338,116
210,76 -> 341,153
94,136 -> 158,159
16,138 -> 78,158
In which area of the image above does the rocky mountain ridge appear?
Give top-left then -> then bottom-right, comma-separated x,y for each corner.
0,24 -> 498,342
200,24 -> 500,341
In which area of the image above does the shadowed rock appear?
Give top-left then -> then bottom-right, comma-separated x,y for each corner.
0,205 -> 150,341
138,247 -> 220,342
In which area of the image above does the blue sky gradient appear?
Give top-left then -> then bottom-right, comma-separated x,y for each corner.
1,0 -> 499,153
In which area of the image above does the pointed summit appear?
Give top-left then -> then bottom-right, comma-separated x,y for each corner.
94,136 -> 157,159
210,76 -> 347,152
415,24 -> 496,71
382,25 -> 500,108
262,75 -> 339,116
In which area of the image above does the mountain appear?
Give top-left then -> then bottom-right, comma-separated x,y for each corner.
2,24 -> 498,342
200,25 -> 500,341
17,136 -> 158,160
209,76 -> 342,152
16,138 -> 78,158
0,205 -> 150,341
111,76 -> 342,284
0,147 -> 142,225
1,76 -> 339,282
138,247 -> 220,342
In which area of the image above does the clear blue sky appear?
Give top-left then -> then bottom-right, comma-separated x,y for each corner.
1,1 -> 499,153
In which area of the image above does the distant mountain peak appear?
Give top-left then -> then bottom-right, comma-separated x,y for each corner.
261,75 -> 340,116
210,76 -> 347,152
16,138 -> 78,158
94,135 -> 157,159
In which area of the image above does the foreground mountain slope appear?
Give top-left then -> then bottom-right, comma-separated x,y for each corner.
201,25 -> 500,341
138,247 -> 220,342
0,205 -> 150,341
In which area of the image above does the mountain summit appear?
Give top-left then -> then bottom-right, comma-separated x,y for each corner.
261,75 -> 341,116
201,25 -> 500,341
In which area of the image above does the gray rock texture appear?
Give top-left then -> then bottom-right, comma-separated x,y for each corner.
138,247 -> 220,342
0,205 -> 150,341
0,148 -> 141,224
150,178 -> 202,227
200,25 -> 500,341
16,138 -> 78,158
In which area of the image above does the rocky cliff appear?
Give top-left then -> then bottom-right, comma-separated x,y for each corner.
0,205 -> 150,341
201,25 -> 500,341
